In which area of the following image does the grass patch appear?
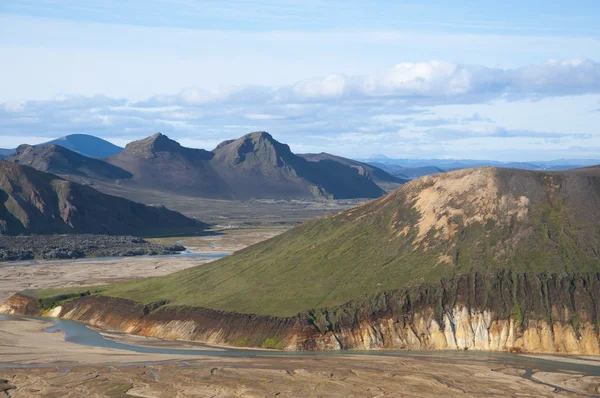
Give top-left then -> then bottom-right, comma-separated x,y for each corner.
231,338 -> 249,347
261,337 -> 284,350
38,291 -> 93,311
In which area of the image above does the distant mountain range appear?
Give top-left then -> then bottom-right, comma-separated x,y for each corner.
8,132 -> 400,200
0,149 -> 14,159
298,152 -> 406,192
0,134 -> 122,160
43,134 -> 123,158
364,155 -> 600,179
4,132 -> 599,201
0,160 -> 205,235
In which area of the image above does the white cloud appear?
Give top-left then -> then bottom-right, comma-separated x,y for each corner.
2,59 -> 600,161
244,114 -> 286,120
142,59 -> 600,106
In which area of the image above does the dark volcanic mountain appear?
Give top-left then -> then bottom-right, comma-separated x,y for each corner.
107,133 -> 234,198
299,152 -> 407,191
210,132 -> 386,199
108,132 -> 387,199
7,144 -> 132,182
43,134 -> 123,158
0,160 -> 205,235
17,165 -> 600,354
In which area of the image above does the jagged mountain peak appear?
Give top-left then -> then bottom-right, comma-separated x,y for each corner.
123,132 -> 182,156
213,131 -> 294,167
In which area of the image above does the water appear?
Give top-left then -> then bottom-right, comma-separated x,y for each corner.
0,250 -> 230,268
0,314 -> 257,358
1,313 -> 600,380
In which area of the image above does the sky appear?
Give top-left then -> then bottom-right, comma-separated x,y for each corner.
1,1 -> 600,161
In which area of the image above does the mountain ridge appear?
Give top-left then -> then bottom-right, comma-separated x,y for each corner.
7,144 -> 132,182
106,131 -> 389,200
0,159 -> 205,235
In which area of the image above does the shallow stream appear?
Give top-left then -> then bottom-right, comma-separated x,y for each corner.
1,313 -> 600,380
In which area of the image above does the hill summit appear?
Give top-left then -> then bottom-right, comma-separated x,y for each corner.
7,144 -> 131,182
43,134 -> 123,158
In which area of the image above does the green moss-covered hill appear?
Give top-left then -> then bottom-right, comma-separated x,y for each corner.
33,166 -> 600,316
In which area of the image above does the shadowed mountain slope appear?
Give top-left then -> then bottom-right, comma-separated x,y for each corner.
7,144 -> 132,182
38,166 -> 600,317
107,132 -> 387,200
299,152 -> 408,191
43,134 -> 123,158
210,132 -> 386,199
0,160 -> 205,235
107,133 -> 232,198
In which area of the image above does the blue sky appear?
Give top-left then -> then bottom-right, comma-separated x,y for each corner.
1,1 -> 600,160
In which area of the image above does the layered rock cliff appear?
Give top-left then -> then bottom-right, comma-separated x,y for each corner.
3,271 -> 599,354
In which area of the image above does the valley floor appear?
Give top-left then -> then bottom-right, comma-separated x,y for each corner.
0,228 -> 283,304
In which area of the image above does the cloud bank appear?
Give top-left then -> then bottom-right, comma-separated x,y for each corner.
2,59 -> 600,160
142,59 -> 600,106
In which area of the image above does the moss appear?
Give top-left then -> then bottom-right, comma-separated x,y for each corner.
231,338 -> 249,347
571,312 -> 580,331
511,304 -> 525,327
38,291 -> 92,311
261,337 -> 284,350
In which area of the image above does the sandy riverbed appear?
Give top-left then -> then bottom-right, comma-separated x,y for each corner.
0,228 -> 283,303
1,316 -> 599,397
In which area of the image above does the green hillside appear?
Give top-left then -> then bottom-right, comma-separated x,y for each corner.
33,166 -> 600,316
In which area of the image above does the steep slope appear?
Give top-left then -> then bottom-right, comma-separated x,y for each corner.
43,134 -> 123,158
299,152 -> 408,191
7,144 -> 132,182
10,166 -> 600,353
211,132 -> 386,199
62,166 -> 599,314
0,160 -> 205,235
107,133 -> 233,199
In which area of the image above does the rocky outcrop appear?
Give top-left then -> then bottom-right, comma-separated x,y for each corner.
0,293 -> 40,315
0,235 -> 186,262
3,271 -> 599,354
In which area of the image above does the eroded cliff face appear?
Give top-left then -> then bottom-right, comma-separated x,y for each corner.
291,306 -> 599,354
2,271 -> 599,354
